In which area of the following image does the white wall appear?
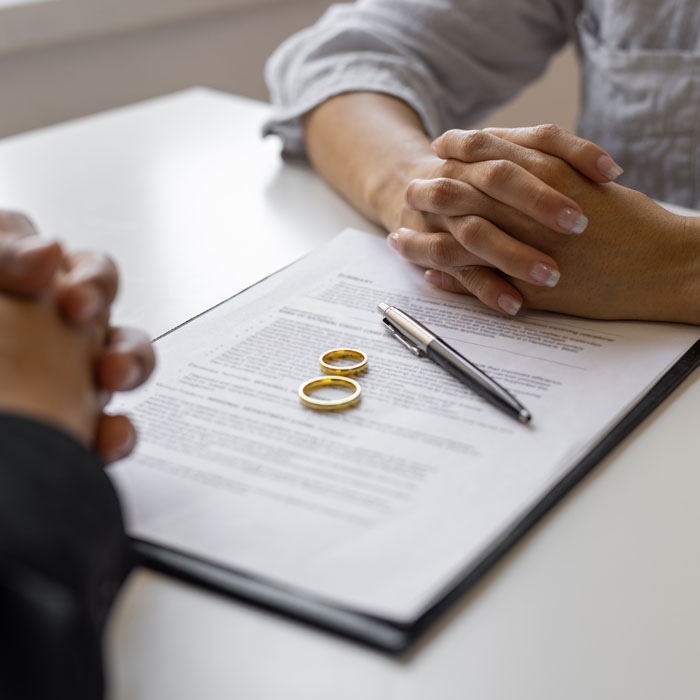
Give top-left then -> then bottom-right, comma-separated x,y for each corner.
0,1 -> 580,140
0,0 -> 332,138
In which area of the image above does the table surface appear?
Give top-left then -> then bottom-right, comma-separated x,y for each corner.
1,88 -> 699,700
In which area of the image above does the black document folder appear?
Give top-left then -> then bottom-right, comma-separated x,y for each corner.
115,230 -> 700,655
129,340 -> 700,654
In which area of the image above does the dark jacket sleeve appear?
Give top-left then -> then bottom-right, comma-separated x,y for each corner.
0,414 -> 132,700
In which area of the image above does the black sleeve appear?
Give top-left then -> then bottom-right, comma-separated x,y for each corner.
0,414 -> 132,700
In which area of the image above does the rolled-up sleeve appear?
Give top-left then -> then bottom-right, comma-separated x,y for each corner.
264,0 -> 579,159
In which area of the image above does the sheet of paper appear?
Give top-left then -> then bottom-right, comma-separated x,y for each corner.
110,228 -> 700,622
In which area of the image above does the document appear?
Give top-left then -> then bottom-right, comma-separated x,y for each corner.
110,228 -> 700,623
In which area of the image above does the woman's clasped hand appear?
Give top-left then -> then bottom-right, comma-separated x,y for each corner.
386,126 -> 700,324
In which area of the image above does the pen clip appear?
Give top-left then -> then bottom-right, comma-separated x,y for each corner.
382,317 -> 426,358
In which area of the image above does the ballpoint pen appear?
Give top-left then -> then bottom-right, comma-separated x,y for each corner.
378,302 -> 532,424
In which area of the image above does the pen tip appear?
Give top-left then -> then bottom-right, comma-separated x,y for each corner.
377,302 -> 389,313
518,409 -> 532,424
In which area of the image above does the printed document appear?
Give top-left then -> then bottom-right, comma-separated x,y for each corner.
110,229 -> 700,622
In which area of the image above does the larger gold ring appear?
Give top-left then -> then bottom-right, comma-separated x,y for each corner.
298,376 -> 362,411
319,348 -> 368,376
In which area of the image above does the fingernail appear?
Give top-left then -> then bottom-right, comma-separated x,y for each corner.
596,154 -> 624,180
76,284 -> 103,322
557,207 -> 588,234
498,294 -> 522,316
529,262 -> 560,288
424,269 -> 442,286
386,232 -> 400,251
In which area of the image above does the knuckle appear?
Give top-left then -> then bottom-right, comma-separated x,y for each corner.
427,235 -> 457,267
533,123 -> 562,143
458,130 -> 491,158
482,159 -> 514,187
528,185 -> 550,213
455,216 -> 485,247
438,159 -> 464,180
456,266 -> 489,298
442,129 -> 463,143
425,178 -> 457,209
435,130 -> 460,153
571,136 -> 590,155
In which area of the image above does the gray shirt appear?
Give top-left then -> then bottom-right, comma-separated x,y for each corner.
264,0 -> 700,208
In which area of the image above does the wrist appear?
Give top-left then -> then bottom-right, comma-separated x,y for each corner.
303,91 -> 435,232
366,149 -> 435,232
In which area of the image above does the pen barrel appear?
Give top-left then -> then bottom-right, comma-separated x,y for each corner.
384,307 -> 433,352
426,340 -> 523,419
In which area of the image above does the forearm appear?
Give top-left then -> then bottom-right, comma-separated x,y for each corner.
304,92 -> 434,231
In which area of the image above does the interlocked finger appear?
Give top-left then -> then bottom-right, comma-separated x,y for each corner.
0,232 -> 64,295
56,251 -> 119,324
97,326 -> 156,393
430,130 -> 589,234
483,124 -> 623,182
388,228 -> 524,316
390,217 -> 560,289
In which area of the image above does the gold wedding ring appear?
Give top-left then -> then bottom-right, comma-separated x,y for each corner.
298,376 -> 362,411
319,348 -> 368,376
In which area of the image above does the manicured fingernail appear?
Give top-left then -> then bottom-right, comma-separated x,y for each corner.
386,232 -> 400,250
76,284 -> 103,322
498,294 -> 522,316
596,154 -> 624,180
529,262 -> 560,287
557,207 -> 588,234
424,269 -> 442,286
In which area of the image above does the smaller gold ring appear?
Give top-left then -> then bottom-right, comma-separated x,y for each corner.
319,348 -> 368,376
298,376 -> 362,411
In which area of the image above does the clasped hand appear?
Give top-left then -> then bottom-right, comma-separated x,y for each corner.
387,125 -> 696,323
0,211 -> 155,461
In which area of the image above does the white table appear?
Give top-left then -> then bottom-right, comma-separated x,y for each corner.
1,88 -> 699,700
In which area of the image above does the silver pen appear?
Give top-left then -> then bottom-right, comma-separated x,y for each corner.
378,302 -> 532,424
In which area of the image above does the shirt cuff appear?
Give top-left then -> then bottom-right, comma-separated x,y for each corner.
263,69 -> 447,161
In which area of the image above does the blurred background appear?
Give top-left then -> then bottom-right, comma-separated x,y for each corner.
0,0 -> 579,139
